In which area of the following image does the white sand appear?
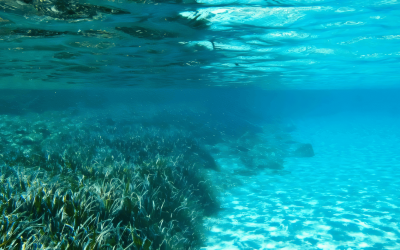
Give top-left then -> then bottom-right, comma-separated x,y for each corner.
204,113 -> 400,249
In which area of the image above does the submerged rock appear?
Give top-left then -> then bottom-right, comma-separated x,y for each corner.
257,159 -> 284,170
292,143 -> 314,157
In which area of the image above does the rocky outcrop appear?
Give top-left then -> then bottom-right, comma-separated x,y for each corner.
292,143 -> 315,157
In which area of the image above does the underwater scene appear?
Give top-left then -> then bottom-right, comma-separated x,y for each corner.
1,0 -> 400,249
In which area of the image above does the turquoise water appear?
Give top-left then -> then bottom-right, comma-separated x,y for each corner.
207,112 -> 400,249
1,0 -> 400,249
1,0 -> 400,87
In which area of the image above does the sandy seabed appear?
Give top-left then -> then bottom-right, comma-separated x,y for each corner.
204,113 -> 400,250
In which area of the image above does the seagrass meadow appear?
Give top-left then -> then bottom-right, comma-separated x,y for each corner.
0,88 -> 309,250
0,111 -> 222,250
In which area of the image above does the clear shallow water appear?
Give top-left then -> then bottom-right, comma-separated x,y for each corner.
1,89 -> 400,250
1,0 -> 400,249
205,113 -> 400,249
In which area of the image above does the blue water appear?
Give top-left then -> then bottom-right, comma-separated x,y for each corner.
1,0 -> 400,249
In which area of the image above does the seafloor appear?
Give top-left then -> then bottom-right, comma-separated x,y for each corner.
1,90 -> 399,249
204,113 -> 400,250
0,101 -> 310,249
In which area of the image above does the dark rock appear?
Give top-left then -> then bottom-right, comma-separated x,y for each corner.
293,143 -> 314,157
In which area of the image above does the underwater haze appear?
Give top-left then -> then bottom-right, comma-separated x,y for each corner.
1,0 -> 400,249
